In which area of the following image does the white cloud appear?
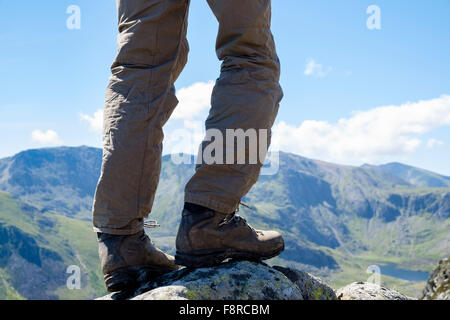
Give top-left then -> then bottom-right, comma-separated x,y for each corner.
172,81 -> 215,120
81,109 -> 103,132
426,138 -> 444,149
272,95 -> 450,164
80,81 -> 214,133
304,58 -> 332,78
31,130 -> 62,145
163,81 -> 215,155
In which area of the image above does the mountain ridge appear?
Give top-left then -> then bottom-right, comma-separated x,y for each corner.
0,146 -> 448,299
363,162 -> 450,188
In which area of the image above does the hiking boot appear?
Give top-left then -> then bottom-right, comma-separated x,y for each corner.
98,230 -> 179,292
175,203 -> 284,268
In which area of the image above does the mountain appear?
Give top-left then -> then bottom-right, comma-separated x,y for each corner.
0,191 -> 105,299
364,162 -> 450,188
0,146 -> 449,299
0,146 -> 102,220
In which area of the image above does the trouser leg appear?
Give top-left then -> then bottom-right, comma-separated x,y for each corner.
184,0 -> 283,213
93,0 -> 190,235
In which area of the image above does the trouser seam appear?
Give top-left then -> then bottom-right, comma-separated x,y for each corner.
135,0 -> 190,219
135,43 -> 157,219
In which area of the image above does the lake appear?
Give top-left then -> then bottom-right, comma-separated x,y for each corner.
380,263 -> 430,282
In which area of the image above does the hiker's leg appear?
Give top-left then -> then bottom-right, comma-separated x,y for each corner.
184,0 -> 283,213
93,0 -> 190,235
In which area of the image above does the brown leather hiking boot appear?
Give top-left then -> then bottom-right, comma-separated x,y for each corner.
175,203 -> 284,268
97,230 -> 179,292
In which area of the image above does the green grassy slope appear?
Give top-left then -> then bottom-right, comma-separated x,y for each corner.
0,191 -> 106,299
0,269 -> 25,300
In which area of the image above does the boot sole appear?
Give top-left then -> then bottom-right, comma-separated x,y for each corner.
174,244 -> 285,268
104,265 -> 176,293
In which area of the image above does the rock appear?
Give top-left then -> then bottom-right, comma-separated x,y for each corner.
133,285 -> 189,300
133,261 -> 303,300
99,261 -> 338,300
420,258 -> 449,300
273,266 -> 337,300
99,261 -> 422,301
336,282 -> 411,300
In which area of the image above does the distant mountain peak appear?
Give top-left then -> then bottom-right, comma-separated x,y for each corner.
372,162 -> 450,188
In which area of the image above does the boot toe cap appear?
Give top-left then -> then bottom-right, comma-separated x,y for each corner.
259,230 -> 284,251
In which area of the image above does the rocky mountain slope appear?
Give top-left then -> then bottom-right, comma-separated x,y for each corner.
420,258 -> 449,300
0,146 -> 449,299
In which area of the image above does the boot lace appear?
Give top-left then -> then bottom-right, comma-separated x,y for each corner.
218,204 -> 263,235
144,220 -> 160,229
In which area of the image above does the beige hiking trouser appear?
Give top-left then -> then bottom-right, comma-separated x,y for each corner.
92,0 -> 283,235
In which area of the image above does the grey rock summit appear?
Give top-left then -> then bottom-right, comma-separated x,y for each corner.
96,257 -> 449,301
99,261 -> 337,300
336,282 -> 411,300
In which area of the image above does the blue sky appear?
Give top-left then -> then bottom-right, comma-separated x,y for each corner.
1,0 -> 449,174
